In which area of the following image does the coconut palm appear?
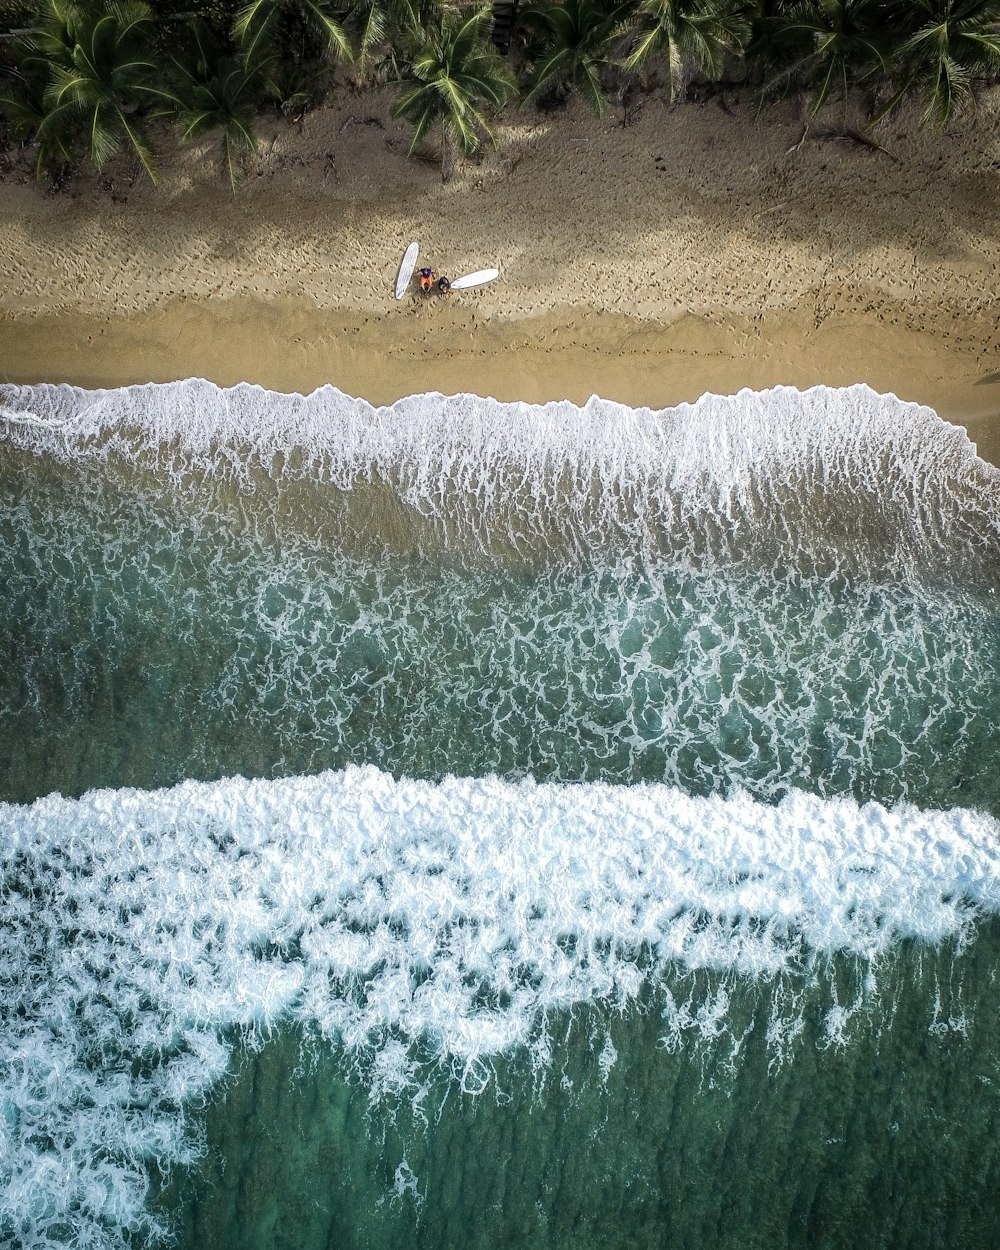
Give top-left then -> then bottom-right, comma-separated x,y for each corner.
754,0 -> 887,113
622,0 -> 751,101
171,20 -> 269,190
9,0 -> 176,183
0,69 -> 75,179
392,7 -> 515,172
233,0 -> 353,66
521,0 -> 635,116
891,0 -> 1000,127
342,0 -> 436,77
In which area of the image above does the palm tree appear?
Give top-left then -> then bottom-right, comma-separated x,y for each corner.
233,0 -> 353,66
13,0 -> 178,184
891,0 -> 1000,127
392,7 -> 515,174
170,20 -> 269,190
753,0 -> 887,114
343,0 -> 427,78
0,68 -> 75,180
622,0 -> 751,101
521,0 -> 635,116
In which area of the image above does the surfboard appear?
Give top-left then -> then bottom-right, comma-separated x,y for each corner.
450,268 -> 500,291
395,241 -> 419,299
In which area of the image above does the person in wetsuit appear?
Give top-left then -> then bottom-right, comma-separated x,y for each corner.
437,275 -> 451,295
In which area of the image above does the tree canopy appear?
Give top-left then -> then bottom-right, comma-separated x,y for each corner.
2,0 -> 1000,188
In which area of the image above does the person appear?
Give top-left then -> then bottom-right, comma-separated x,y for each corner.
418,266 -> 435,294
437,275 -> 451,295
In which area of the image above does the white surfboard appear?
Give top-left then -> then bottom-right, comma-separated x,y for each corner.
395,241 -> 419,299
450,268 -> 499,291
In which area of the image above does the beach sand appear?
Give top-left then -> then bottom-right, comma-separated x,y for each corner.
1,84 -> 999,463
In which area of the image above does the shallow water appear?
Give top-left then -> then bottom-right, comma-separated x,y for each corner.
1,381 -> 999,1250
3,462 -> 999,812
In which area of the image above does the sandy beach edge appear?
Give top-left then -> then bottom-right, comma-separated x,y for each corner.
3,295 -> 999,467
3,86 -> 1000,464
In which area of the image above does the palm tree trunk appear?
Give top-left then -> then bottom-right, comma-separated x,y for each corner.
441,133 -> 455,183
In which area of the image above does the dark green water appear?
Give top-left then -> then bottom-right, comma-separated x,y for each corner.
163,931 -> 1000,1250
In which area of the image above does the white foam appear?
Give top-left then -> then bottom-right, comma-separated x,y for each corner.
2,767 -> 1000,1245
2,380 -> 998,583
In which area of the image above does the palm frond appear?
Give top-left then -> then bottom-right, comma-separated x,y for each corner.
303,0 -> 354,60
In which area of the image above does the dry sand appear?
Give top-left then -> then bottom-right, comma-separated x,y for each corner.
1,84 -> 999,462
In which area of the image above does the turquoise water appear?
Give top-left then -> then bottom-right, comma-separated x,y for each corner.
3,446 -> 998,812
1,381 -> 999,1250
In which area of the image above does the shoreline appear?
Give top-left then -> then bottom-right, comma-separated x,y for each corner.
3,294 -> 999,466
2,87 -> 999,463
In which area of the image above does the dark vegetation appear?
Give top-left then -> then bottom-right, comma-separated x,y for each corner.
1,0 -> 999,189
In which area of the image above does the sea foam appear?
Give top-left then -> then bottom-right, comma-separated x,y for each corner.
2,768 -> 1000,1247
2,380 -> 998,584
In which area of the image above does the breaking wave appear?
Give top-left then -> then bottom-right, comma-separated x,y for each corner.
3,768 -> 1000,1247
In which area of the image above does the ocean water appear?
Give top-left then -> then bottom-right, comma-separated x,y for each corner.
1,381 -> 999,1249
